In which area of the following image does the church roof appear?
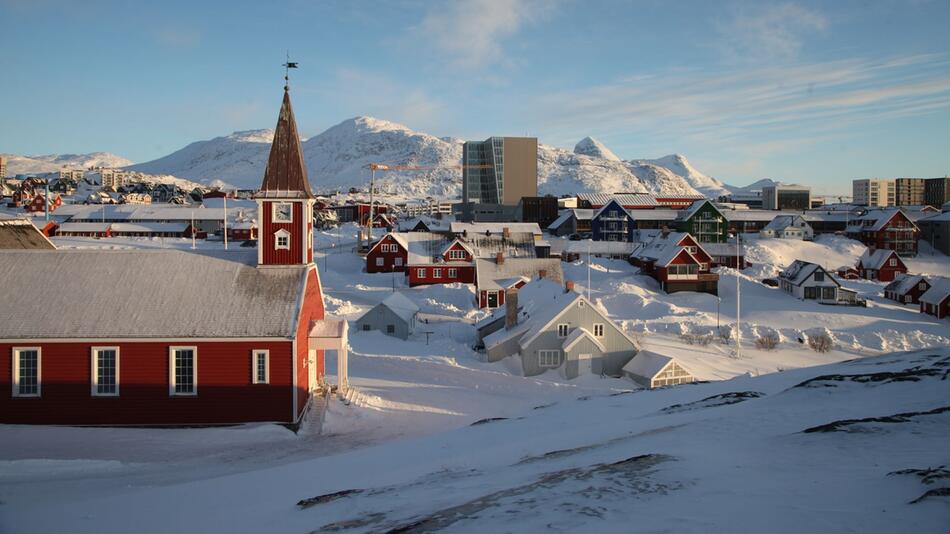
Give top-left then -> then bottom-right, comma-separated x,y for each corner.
257,88 -> 314,199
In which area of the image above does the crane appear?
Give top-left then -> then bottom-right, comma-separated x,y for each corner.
358,162 -> 494,249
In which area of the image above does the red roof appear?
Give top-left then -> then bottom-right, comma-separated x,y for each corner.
258,88 -> 314,199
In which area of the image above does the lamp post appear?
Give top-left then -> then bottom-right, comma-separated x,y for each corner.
734,232 -> 741,359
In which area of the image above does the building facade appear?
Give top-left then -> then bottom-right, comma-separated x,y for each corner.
462,136 -> 538,220
762,183 -> 811,211
895,178 -> 925,206
853,179 -> 895,207
924,178 -> 950,208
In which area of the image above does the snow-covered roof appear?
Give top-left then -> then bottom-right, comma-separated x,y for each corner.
577,193 -> 658,208
883,274 -> 927,295
701,242 -> 746,256
622,350 -> 682,380
722,209 -> 780,222
0,250 -> 308,339
0,218 -> 56,250
110,222 -> 189,233
482,278 -> 577,350
634,232 -> 702,266
679,200 -> 720,221
398,216 -> 453,232
474,257 -> 564,291
780,260 -> 838,287
562,327 -> 606,353
920,278 -> 950,306
628,210 -> 679,221
376,292 -> 419,323
762,214 -> 809,231
563,240 -> 640,255
547,210 -> 574,230
858,248 -> 899,270
846,208 -> 916,233
56,204 -> 241,223
919,211 -> 950,223
450,222 -> 542,238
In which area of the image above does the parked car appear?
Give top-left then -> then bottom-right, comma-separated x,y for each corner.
568,233 -> 582,241
761,278 -> 779,287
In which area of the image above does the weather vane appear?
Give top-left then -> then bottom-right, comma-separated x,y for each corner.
282,51 -> 298,89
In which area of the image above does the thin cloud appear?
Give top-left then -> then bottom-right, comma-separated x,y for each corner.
414,0 -> 559,69
715,2 -> 828,62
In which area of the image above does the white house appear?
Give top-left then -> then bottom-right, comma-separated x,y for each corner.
355,292 -> 420,340
622,350 -> 694,389
778,260 -> 840,303
760,215 -> 814,240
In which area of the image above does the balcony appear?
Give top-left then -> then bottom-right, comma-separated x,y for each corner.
667,273 -> 720,281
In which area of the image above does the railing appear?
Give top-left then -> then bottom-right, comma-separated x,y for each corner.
667,273 -> 720,281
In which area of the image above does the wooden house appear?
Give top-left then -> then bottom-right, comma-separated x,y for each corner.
779,260 -> 840,303
920,279 -> 950,319
846,208 -> 919,256
622,350 -> 694,388
883,275 -> 930,305
856,248 -> 907,282
630,231 -> 718,295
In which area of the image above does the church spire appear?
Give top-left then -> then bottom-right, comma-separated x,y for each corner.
258,87 -> 314,199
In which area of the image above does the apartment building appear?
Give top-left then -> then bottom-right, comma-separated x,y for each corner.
461,136 -> 537,221
853,179 -> 895,207
0,156 -> 6,179
761,183 -> 811,210
924,177 -> 950,208
101,168 -> 130,189
59,168 -> 84,181
895,178 -> 925,206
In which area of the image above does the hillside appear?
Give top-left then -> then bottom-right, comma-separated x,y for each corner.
128,117 -> 725,197
2,152 -> 132,175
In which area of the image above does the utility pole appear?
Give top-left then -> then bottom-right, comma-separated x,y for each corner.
735,232 -> 741,359
191,210 -> 196,249
587,239 -> 592,301
223,193 -> 228,250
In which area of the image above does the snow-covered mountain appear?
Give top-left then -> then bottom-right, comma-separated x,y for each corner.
2,152 -> 132,176
128,117 -> 727,198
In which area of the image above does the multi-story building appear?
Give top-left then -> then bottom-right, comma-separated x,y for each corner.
100,168 -> 130,189
59,167 -> 84,181
853,179 -> 895,207
0,156 -> 6,179
461,136 -> 537,221
845,208 -> 919,256
924,177 -> 950,208
918,211 -> 950,255
761,183 -> 811,210
895,178 -> 925,206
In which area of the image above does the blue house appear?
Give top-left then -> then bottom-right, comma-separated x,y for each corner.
591,199 -> 635,242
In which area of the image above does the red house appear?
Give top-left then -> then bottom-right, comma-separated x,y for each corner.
846,208 -> 919,256
631,232 -> 718,295
366,233 -> 410,273
26,193 -> 62,213
0,86 -> 328,426
407,237 -> 477,286
856,248 -> 907,282
920,280 -> 950,319
883,275 -> 930,305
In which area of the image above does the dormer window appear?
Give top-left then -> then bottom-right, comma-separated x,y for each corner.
273,202 -> 293,223
274,229 -> 291,250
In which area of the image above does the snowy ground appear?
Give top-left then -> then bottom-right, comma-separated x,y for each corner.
1,226 -> 948,532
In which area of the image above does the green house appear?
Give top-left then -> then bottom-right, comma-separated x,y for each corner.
676,200 -> 728,243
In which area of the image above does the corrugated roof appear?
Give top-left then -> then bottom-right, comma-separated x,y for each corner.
0,250 -> 307,339
450,222 -> 542,237
0,219 -> 56,250
577,193 -> 659,207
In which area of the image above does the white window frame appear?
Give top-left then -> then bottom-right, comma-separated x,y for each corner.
375,257 -> 385,267
593,323 -> 605,337
433,268 -> 442,278
538,350 -> 561,368
448,268 -> 457,278
252,350 -> 269,385
169,346 -> 198,396
417,268 -> 426,278
272,202 -> 293,223
12,347 -> 41,398
889,258 -> 897,267
275,229 -> 291,250
394,257 -> 403,267
557,323 -> 570,338
90,346 -> 120,397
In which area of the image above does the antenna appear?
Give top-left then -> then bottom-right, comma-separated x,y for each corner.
282,51 -> 298,89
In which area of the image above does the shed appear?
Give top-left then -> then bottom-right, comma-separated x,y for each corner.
355,292 -> 420,339
622,350 -> 694,388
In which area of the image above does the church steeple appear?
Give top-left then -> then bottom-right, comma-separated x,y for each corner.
256,86 -> 315,267
258,87 -> 314,199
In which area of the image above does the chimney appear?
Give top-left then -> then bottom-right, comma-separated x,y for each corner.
565,280 -> 575,293
505,288 -> 519,330
538,269 -> 547,279
496,251 -> 504,264
503,226 -> 510,239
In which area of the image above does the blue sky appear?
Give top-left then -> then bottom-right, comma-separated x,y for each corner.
1,0 -> 949,194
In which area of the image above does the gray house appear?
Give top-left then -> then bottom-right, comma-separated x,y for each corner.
622,350 -> 694,388
480,278 -> 638,379
355,292 -> 419,340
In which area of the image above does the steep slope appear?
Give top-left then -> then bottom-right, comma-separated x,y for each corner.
2,152 -> 132,175
633,154 -> 732,198
540,145 -> 700,196
573,136 -> 621,161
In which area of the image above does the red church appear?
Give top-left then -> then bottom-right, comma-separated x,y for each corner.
0,86 -> 330,426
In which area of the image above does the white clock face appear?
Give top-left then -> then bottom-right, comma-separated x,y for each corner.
274,203 -> 293,223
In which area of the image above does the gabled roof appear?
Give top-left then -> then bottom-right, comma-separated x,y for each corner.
592,198 -> 631,220
846,208 -> 916,232
0,250 -> 308,339
441,237 -> 476,258
634,232 -> 703,267
858,248 -> 901,270
883,274 -> 927,295
622,350 -> 682,380
257,88 -> 314,199
0,218 -> 56,249
562,327 -> 606,353
779,260 -> 839,287
763,214 -> 809,231
375,292 -> 419,323
474,257 -> 563,291
678,200 -> 722,222
919,278 -> 950,306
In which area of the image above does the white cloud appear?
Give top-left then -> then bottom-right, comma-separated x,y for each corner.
716,2 -> 828,62
415,0 -> 558,69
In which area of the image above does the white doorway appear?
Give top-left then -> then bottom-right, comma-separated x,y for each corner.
577,353 -> 593,375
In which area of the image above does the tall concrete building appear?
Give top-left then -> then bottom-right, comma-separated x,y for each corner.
895,178 -> 925,206
462,136 -> 537,221
762,183 -> 811,210
924,177 -> 950,208
853,179 -> 895,207
0,156 -> 6,179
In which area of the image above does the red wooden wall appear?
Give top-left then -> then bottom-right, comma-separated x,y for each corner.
260,201 -> 305,265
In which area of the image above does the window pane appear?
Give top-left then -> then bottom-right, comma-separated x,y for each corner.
18,350 -> 38,395
175,349 -> 195,394
256,353 -> 267,383
97,349 -> 117,394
